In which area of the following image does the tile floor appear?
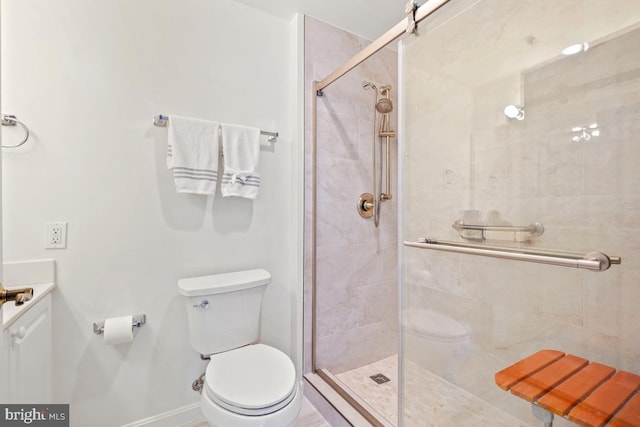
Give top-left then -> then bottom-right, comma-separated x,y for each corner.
336,355 -> 398,425
336,354 -> 532,427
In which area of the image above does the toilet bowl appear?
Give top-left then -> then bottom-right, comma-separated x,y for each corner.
403,307 -> 471,379
201,344 -> 301,427
178,269 -> 301,427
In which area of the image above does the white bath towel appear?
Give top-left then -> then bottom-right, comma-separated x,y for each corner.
167,115 -> 220,195
220,123 -> 261,199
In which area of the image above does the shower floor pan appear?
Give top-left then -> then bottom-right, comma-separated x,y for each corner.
335,355 -> 530,427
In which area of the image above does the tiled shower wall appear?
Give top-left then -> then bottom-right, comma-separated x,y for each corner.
304,17 -> 398,374
402,7 -> 640,423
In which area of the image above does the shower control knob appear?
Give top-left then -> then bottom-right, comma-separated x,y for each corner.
193,300 -> 209,309
357,193 -> 375,219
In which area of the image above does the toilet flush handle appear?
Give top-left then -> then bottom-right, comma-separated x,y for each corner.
192,300 -> 209,309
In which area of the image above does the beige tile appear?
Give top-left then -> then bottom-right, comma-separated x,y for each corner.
403,358 -> 533,427
336,355 -> 398,425
335,355 -> 532,427
305,13 -> 399,375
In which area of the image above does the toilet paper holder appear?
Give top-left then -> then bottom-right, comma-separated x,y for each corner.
93,313 -> 146,335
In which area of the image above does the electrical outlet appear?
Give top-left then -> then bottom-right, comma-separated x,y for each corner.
45,222 -> 67,249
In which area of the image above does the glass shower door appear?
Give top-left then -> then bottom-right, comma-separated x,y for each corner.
399,1 -> 640,425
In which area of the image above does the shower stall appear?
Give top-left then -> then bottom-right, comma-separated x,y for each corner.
306,1 -> 640,426
304,15 -> 399,426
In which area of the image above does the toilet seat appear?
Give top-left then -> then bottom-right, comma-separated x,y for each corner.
204,344 -> 296,416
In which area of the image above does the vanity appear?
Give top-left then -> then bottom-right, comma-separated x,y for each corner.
2,259 -> 55,403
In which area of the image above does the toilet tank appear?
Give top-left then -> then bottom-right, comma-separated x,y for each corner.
178,269 -> 270,355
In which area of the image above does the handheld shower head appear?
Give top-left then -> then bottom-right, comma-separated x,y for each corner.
376,98 -> 393,114
362,81 -> 377,91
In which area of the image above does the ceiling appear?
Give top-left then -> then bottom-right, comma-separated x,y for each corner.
231,0 -> 408,41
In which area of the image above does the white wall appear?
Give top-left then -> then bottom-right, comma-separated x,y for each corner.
1,0 -> 301,425
0,8 -> 5,402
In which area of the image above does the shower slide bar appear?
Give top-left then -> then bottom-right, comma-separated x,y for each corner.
153,115 -> 278,142
403,238 -> 621,272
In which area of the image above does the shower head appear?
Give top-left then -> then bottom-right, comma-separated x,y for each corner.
362,81 -> 377,91
376,98 -> 393,114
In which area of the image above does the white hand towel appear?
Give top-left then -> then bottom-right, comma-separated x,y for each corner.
167,115 -> 220,195
220,123 -> 261,199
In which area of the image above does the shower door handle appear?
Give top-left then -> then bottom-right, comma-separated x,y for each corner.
404,239 -> 621,272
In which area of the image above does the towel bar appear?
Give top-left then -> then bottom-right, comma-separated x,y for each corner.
153,114 -> 278,142
404,238 -> 621,272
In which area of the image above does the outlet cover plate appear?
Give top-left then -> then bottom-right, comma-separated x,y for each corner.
45,222 -> 67,249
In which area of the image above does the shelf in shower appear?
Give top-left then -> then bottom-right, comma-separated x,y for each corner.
452,220 -> 544,241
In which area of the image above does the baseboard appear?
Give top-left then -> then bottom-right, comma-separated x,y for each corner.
120,403 -> 203,427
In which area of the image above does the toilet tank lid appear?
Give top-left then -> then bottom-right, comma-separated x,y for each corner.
178,269 -> 270,297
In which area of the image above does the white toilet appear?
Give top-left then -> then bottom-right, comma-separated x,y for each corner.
178,269 -> 301,427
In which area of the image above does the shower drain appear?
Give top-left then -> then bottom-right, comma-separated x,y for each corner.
369,373 -> 390,384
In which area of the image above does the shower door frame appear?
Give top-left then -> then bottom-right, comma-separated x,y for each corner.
314,0 -> 451,94
307,1 -> 452,425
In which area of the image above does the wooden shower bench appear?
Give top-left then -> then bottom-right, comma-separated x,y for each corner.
495,349 -> 640,427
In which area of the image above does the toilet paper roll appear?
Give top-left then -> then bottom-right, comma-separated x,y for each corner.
103,315 -> 134,345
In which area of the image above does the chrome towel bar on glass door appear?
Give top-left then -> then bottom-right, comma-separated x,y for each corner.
152,115 -> 278,142
403,238 -> 621,272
